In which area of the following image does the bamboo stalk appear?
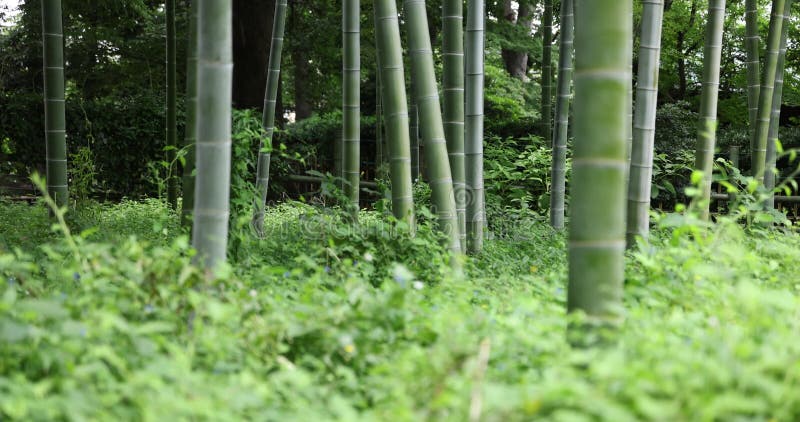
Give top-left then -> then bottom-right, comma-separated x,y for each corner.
41,0 -> 68,208
253,0 -> 288,233
549,0 -> 573,230
443,0 -> 466,251
181,0 -> 199,229
166,0 -> 178,209
192,0 -> 234,269
693,0 -> 726,221
764,0 -> 793,209
567,0 -> 631,324
540,0 -> 553,145
751,0 -> 786,182
626,0 -> 665,245
745,0 -> 760,144
375,0 -> 415,228
404,0 -> 461,254
465,0 -> 485,254
343,0 -> 361,218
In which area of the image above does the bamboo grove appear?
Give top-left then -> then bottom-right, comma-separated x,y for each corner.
33,0 -> 798,328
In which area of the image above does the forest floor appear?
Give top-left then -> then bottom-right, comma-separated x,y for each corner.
1,198 -> 800,420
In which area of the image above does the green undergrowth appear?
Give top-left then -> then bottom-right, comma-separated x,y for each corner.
1,200 -> 800,420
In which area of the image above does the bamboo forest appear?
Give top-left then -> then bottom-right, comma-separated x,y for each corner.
4,0 -> 800,419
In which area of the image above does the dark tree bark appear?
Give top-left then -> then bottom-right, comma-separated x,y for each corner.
232,0 -> 275,109
500,0 -> 534,80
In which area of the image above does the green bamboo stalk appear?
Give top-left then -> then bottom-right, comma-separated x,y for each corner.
541,0 -> 553,144
343,0 -> 361,218
404,0 -> 461,254
181,0 -> 199,229
549,0 -> 573,230
41,0 -> 68,208
751,0 -> 786,183
443,0 -> 466,251
745,0 -> 760,143
192,0 -> 234,269
375,0 -> 415,227
376,65 -> 384,171
465,0 -> 485,254
693,0 -> 726,221
166,0 -> 178,209
252,0 -> 288,233
764,0 -> 793,209
626,0 -> 664,245
409,79 -> 420,180
567,0 -> 631,324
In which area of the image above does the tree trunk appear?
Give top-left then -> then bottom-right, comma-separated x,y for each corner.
41,0 -> 68,207
465,0 -> 485,254
751,0 -> 787,183
252,0 -> 288,233
626,0 -> 665,245
405,0 -> 461,255
693,0 -> 727,221
500,1 -> 533,80
567,0 -> 631,328
374,0 -> 415,228
549,0 -> 573,230
232,0 -> 275,109
193,0 -> 234,270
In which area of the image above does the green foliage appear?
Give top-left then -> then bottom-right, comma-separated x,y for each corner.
484,135 -> 564,216
483,63 -> 539,138
68,146 -> 97,206
3,199 -> 800,419
0,92 -> 180,197
653,100 -> 698,155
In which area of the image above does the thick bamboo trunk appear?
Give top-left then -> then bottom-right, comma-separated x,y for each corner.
549,0 -> 573,230
166,0 -> 178,209
41,0 -> 68,207
343,0 -> 361,218
567,0 -> 631,324
693,0 -> 726,221
374,0 -> 415,227
764,0 -> 793,209
443,0 -> 466,250
540,0 -> 553,144
465,0 -> 485,254
409,80 -> 420,180
626,0 -> 665,245
745,0 -> 760,144
192,0 -> 234,269
751,0 -> 786,183
182,0 -> 199,229
252,0 -> 288,233
405,0 -> 461,254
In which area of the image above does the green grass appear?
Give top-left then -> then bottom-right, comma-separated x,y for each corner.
1,199 -> 800,420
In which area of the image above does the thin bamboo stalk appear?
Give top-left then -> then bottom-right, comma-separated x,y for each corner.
745,0 -> 760,144
181,0 -> 198,229
465,0 -> 485,254
166,0 -> 178,209
549,0 -> 573,230
375,0 -> 415,227
693,0 -> 726,221
626,0 -> 664,245
443,0 -> 466,251
41,0 -> 68,207
541,0 -> 553,145
343,0 -> 361,218
252,0 -> 288,233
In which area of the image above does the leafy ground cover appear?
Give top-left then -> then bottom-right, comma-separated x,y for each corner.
1,199 -> 800,420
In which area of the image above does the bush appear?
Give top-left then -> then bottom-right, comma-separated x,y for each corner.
0,91 -> 180,198
654,101 -> 698,155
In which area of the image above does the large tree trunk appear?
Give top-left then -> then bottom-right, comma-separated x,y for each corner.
232,0 -> 275,109
500,0 -> 533,80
